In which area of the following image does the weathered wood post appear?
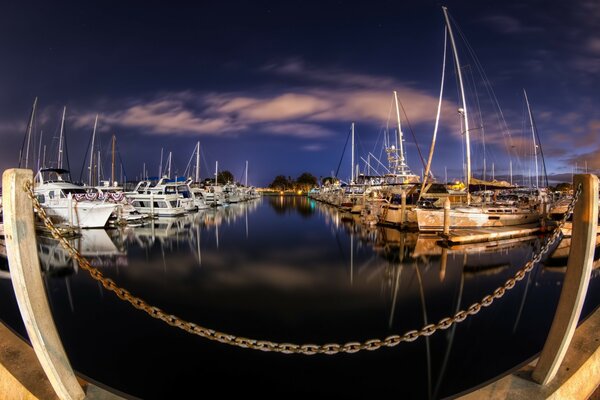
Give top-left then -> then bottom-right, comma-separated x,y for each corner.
401,191 -> 407,226
2,169 -> 85,400
532,174 -> 598,385
443,197 -> 451,235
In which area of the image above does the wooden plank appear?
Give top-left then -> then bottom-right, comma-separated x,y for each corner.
2,169 -> 85,400
532,174 -> 599,385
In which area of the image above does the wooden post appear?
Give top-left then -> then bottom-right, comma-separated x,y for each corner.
532,174 -> 598,385
400,191 -> 407,226
2,169 -> 85,400
443,197 -> 451,235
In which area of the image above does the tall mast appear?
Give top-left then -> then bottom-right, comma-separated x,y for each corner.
57,106 -> 67,169
442,6 -> 471,193
215,161 -> 219,184
25,97 -> 38,169
393,91 -> 406,167
351,122 -> 355,184
167,151 -> 172,179
97,150 -> 101,183
159,148 -> 163,178
88,114 -> 98,186
111,134 -> 116,185
524,89 -> 539,189
195,141 -> 201,183
37,130 -> 44,172
245,160 -> 248,186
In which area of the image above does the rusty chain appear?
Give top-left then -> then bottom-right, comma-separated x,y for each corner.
24,181 -> 581,355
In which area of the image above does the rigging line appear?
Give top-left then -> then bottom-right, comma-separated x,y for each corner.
183,148 -> 196,178
18,101 -> 36,168
464,64 -> 488,178
78,126 -> 95,183
398,99 -> 426,170
450,14 -> 515,164
385,96 -> 394,148
528,100 -> 549,188
335,126 -> 352,178
115,142 -> 128,182
199,145 -> 211,180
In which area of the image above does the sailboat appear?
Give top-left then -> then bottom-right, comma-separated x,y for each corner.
415,7 -> 541,232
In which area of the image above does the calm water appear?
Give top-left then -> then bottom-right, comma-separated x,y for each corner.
1,196 -> 599,399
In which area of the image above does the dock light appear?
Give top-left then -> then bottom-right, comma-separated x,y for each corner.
297,190 -> 302,195
280,191 -> 284,195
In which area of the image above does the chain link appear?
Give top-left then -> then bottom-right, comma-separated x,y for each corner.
23,180 -> 581,355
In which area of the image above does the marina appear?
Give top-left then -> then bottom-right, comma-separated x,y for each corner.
0,2 -> 599,399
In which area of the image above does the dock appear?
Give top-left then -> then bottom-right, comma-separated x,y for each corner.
439,223 -> 544,245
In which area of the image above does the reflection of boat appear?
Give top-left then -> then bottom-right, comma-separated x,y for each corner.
38,229 -> 127,274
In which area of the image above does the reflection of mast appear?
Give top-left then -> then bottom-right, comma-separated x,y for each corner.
350,232 -> 354,285
433,253 -> 465,400
414,263 -> 432,400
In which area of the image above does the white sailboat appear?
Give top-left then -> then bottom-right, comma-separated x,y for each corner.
415,7 -> 541,232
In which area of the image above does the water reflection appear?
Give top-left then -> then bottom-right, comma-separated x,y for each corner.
0,196 -> 598,399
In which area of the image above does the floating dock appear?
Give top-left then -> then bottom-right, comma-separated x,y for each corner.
440,223 -> 543,245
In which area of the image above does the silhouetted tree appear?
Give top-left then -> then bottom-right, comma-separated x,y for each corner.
296,172 -> 318,191
269,175 -> 291,190
217,170 -> 234,184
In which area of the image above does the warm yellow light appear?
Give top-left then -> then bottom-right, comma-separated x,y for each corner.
279,191 -> 284,195
297,190 -> 302,195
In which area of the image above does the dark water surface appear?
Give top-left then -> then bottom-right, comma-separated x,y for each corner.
1,196 -> 599,399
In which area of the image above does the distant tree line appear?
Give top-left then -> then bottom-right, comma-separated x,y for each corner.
269,172 -> 318,192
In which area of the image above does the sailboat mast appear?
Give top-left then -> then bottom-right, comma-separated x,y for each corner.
215,161 -> 218,184
393,91 -> 406,166
111,134 -> 116,185
58,106 -> 66,169
524,89 -> 539,189
167,151 -> 172,179
245,160 -> 248,187
89,114 -> 98,186
351,122 -> 355,184
159,148 -> 163,178
442,7 -> 471,192
195,141 -> 200,183
25,97 -> 38,169
37,130 -> 44,172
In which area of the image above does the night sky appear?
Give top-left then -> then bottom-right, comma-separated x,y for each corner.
1,0 -> 598,187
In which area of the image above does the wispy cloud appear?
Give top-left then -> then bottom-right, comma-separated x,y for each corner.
70,59 -> 459,140
480,14 -> 544,35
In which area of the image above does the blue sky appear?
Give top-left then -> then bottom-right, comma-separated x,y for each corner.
1,0 -> 599,186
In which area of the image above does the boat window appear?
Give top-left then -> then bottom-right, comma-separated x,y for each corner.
156,202 -> 164,208
49,191 -> 55,199
165,187 -> 176,194
170,201 -> 178,208
36,195 -> 45,204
